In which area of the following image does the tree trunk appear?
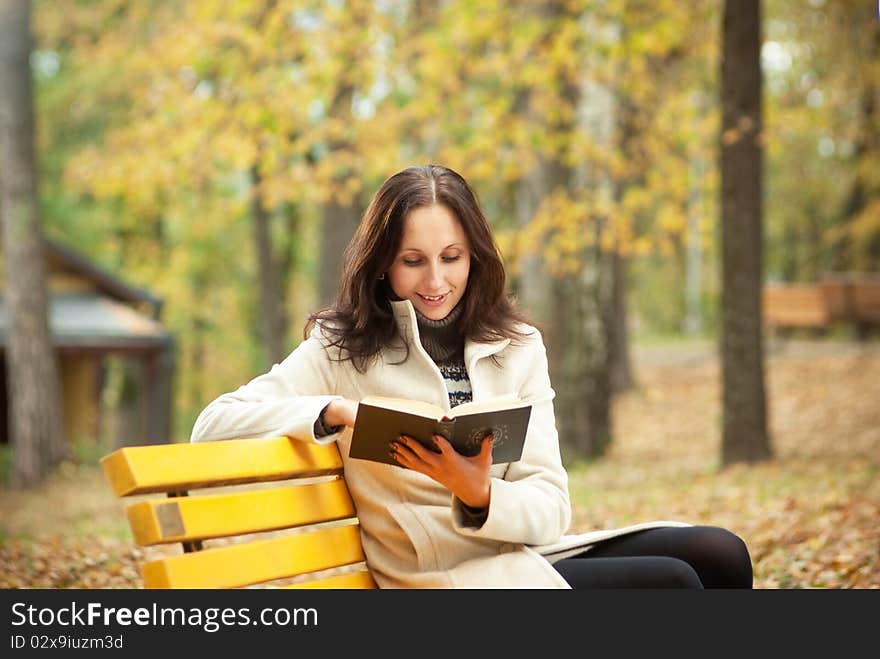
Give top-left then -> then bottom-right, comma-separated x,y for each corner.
0,0 -> 67,487
608,68 -> 642,393
609,251 -> 634,393
250,164 -> 288,366
537,0 -> 614,461
318,75 -> 361,308
319,199 -> 360,307
513,150 -> 551,322
684,130 -> 706,335
720,0 -> 772,465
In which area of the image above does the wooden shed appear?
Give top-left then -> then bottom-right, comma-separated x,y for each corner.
0,239 -> 174,448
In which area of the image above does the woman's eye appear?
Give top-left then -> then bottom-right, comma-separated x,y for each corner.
401,255 -> 460,266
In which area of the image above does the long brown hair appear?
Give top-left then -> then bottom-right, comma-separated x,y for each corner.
306,164 -> 531,372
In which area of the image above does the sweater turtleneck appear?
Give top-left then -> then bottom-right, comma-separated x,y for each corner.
414,302 -> 465,364
412,301 -> 472,409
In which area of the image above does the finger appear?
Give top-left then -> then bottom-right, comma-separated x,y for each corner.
399,435 -> 436,461
432,435 -> 452,454
389,441 -> 416,468
391,437 -> 417,460
478,434 -> 494,464
388,442 -> 403,464
391,440 -> 434,476
392,438 -> 432,473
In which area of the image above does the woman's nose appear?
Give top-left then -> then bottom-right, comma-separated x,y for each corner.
425,264 -> 444,289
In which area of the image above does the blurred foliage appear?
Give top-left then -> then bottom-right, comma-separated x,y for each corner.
763,0 -> 880,280
25,0 -> 880,440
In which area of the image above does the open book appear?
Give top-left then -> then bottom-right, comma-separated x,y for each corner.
349,394 -> 532,467
532,521 -> 694,562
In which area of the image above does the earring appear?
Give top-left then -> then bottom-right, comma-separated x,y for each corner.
378,273 -> 385,280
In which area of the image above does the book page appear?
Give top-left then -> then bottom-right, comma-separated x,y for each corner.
450,394 -> 525,416
359,395 -> 445,419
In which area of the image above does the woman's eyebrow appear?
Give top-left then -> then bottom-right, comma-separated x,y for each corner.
398,243 -> 465,253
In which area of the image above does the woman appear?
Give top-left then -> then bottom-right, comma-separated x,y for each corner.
191,164 -> 752,589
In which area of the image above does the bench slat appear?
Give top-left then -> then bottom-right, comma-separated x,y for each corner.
101,437 -> 343,496
140,523 -> 365,588
125,479 -> 357,546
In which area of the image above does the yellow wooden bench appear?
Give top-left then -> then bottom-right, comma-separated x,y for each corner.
100,436 -> 376,589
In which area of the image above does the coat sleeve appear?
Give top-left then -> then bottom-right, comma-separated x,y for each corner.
451,328 -> 572,546
190,326 -> 343,444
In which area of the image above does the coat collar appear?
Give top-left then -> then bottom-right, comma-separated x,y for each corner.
388,299 -> 510,367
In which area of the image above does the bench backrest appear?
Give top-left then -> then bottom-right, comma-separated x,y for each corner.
851,280 -> 880,322
820,277 -> 880,323
100,437 -> 376,589
762,283 -> 831,327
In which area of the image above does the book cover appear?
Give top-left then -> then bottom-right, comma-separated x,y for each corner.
348,395 -> 532,467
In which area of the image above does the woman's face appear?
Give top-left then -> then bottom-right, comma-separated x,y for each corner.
387,204 -> 471,321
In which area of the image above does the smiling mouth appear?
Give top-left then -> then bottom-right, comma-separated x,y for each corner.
418,292 -> 450,302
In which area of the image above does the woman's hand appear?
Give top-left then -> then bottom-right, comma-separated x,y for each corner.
390,434 -> 494,509
322,398 -> 359,428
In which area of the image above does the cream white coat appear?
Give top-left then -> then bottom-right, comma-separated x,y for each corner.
191,299 -> 687,588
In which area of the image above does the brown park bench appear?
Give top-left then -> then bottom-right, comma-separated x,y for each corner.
763,274 -> 880,335
850,279 -> 880,325
100,437 -> 376,589
762,282 -> 832,329
819,273 -> 880,336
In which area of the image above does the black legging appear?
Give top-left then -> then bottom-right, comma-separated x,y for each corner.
552,526 -> 753,589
